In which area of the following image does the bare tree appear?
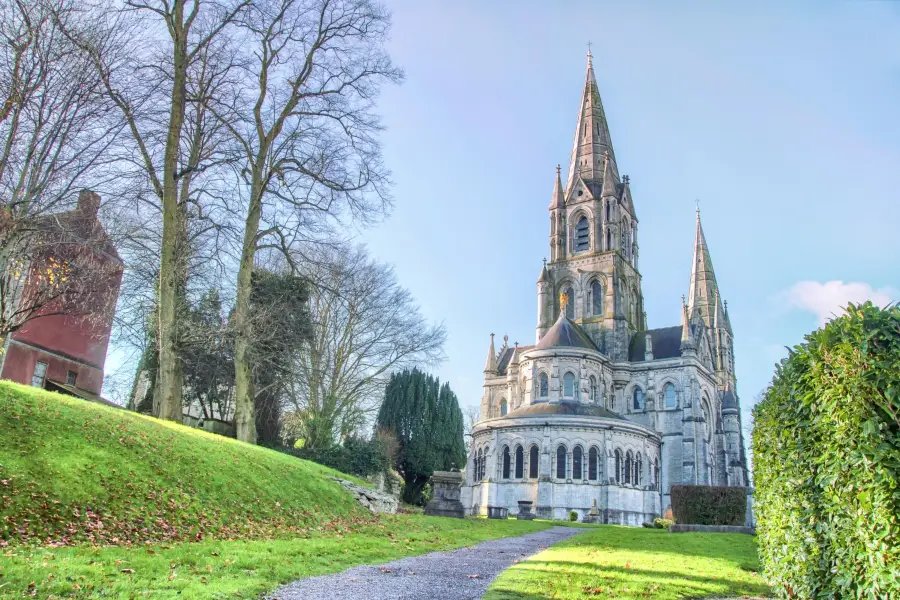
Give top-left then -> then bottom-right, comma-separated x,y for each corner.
462,404 -> 479,453
0,0 -> 123,347
209,0 -> 402,442
62,0 -> 248,421
288,243 -> 445,450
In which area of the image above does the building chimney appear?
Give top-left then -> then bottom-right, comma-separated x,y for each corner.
77,189 -> 101,218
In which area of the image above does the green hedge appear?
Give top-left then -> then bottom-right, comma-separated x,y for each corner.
752,302 -> 900,599
670,485 -> 746,526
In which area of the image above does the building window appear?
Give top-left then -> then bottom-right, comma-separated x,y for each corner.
529,445 -> 539,478
556,445 -> 567,479
664,383 -> 677,408
564,286 -> 574,319
515,445 -> 524,479
475,449 -> 483,481
31,361 -> 48,388
573,446 -> 583,480
563,372 -> 575,398
502,446 -> 511,480
610,392 -> 616,411
588,447 -> 599,480
633,387 -> 644,411
66,370 -> 77,386
589,375 -> 597,403
500,398 -> 507,416
539,373 -> 549,398
635,453 -> 642,486
614,449 -> 622,484
591,280 -> 603,315
655,458 -> 660,489
574,216 -> 590,252
625,451 -> 633,485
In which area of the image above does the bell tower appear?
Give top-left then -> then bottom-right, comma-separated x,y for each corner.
535,51 -> 644,360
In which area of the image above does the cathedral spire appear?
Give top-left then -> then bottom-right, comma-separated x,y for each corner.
483,333 -> 498,374
687,208 -> 725,328
565,51 -> 619,199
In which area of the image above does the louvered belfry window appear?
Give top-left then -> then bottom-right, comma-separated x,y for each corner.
575,216 -> 590,252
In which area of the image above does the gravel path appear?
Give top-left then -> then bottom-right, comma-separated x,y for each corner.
267,525 -> 582,600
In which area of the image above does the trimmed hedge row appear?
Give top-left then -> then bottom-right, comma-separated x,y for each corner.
670,484 -> 746,526
752,302 -> 900,599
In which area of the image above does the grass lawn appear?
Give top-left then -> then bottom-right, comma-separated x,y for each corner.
0,515 -> 548,599
485,525 -> 771,600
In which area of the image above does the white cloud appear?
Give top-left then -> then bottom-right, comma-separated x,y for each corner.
785,280 -> 897,325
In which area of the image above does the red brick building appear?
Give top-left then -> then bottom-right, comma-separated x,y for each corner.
0,190 -> 123,402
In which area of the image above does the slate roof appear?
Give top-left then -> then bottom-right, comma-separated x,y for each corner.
722,388 -> 738,409
535,317 -> 597,351
506,401 -> 626,420
628,326 -> 683,362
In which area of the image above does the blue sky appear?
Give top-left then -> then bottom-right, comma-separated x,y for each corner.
358,1 -> 900,441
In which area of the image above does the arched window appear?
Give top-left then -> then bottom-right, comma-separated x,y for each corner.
591,280 -> 603,315
664,383 -> 676,408
574,216 -> 590,253
563,372 -> 576,398
564,286 -> 574,319
476,449 -> 484,481
588,447 -> 599,480
614,449 -> 622,484
625,451 -> 633,485
500,398 -> 507,416
654,458 -> 660,489
635,453 -> 642,486
529,445 -> 539,478
610,392 -> 616,411
702,398 -> 711,442
502,446 -> 511,479
556,445 -> 567,479
515,445 -> 524,479
606,228 -> 612,250
633,388 -> 644,411
589,375 -> 598,403
539,373 -> 549,398
573,446 -> 583,480
606,200 -> 611,220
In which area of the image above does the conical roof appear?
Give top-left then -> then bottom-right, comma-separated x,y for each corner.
535,310 -> 597,351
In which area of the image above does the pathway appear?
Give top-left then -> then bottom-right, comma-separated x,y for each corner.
267,525 -> 582,600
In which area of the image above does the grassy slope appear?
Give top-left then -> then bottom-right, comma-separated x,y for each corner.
485,525 -> 771,600
0,382 -> 368,546
2,515 -> 548,599
0,383 -> 551,598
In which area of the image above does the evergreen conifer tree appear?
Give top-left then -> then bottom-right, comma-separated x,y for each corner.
376,369 -> 465,505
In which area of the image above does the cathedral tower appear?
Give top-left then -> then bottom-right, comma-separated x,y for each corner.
536,51 -> 644,360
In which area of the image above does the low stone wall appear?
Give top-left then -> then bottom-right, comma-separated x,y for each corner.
333,478 -> 398,514
669,524 -> 755,535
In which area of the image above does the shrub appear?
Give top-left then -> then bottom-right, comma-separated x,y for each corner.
568,510 -> 578,522
653,518 -> 673,529
641,522 -> 654,528
289,435 -> 390,479
670,484 -> 747,526
753,302 -> 900,599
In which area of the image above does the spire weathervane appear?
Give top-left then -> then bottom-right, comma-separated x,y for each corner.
587,42 -> 593,67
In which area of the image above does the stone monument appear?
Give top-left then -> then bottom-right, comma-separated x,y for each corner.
585,498 -> 601,523
424,471 -> 465,518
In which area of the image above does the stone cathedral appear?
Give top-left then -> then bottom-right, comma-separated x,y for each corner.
460,53 -> 750,524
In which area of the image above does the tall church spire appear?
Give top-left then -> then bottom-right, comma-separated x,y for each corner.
565,50 -> 619,199
687,208 -> 725,328
483,333 -> 498,374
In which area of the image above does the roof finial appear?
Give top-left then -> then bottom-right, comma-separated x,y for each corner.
543,257 -> 547,267
695,198 -> 701,216
587,42 -> 593,68
556,164 -> 561,177
560,291 -> 570,316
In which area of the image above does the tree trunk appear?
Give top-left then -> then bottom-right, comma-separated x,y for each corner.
154,0 -> 189,423
231,178 -> 263,443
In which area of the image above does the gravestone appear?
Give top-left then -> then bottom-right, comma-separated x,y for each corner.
424,471 -> 465,518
